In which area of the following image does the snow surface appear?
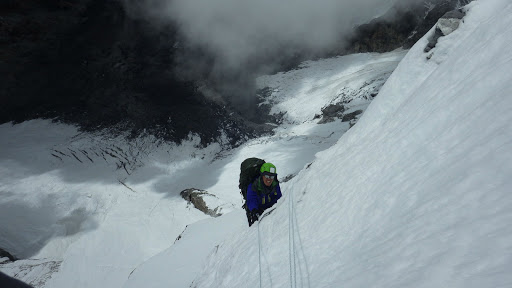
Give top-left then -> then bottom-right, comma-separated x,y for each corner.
127,1 -> 512,288
1,0 -> 512,287
0,28 -> 403,288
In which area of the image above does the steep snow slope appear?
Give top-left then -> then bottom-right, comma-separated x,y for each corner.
126,1 -> 512,287
120,50 -> 405,288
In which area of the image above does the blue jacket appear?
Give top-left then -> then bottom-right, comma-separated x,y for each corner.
246,177 -> 282,212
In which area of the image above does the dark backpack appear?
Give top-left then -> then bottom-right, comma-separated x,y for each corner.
239,158 -> 265,204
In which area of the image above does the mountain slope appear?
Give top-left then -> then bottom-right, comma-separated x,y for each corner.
126,1 -> 512,287
0,29 -> 406,288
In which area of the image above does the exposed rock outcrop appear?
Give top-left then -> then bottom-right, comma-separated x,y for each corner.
342,110 -> 363,122
0,248 -> 16,262
0,272 -> 33,288
317,103 -> 345,124
316,104 -> 363,125
438,10 -> 466,35
180,188 -> 224,217
346,0 -> 472,54
425,9 -> 466,53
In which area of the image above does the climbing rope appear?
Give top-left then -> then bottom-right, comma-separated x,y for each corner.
289,189 -> 296,288
289,188 -> 311,288
256,189 -> 309,288
258,217 -> 263,288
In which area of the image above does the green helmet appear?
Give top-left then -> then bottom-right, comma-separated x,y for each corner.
260,163 -> 277,175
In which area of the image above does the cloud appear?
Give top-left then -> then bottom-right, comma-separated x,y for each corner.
120,0 -> 424,106
126,0 -> 423,68
168,0 -> 395,67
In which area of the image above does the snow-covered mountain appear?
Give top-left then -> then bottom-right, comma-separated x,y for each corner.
125,1 -> 512,287
1,0 -> 467,146
1,0 -> 511,287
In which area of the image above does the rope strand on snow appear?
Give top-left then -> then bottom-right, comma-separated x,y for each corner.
292,192 -> 303,287
262,236 -> 274,288
289,189 -> 296,288
291,188 -> 301,288
258,189 -> 301,288
258,217 -> 263,288
292,189 -> 311,288
289,190 -> 293,288
292,189 -> 297,288
288,187 -> 312,288
257,212 -> 275,288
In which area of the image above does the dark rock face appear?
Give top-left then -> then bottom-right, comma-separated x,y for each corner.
317,103 -> 345,124
0,272 -> 33,288
1,0 -> 91,121
317,103 -> 363,124
1,0 -> 265,146
348,9 -> 419,53
346,0 -> 472,54
341,110 -> 363,122
0,247 -> 16,262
